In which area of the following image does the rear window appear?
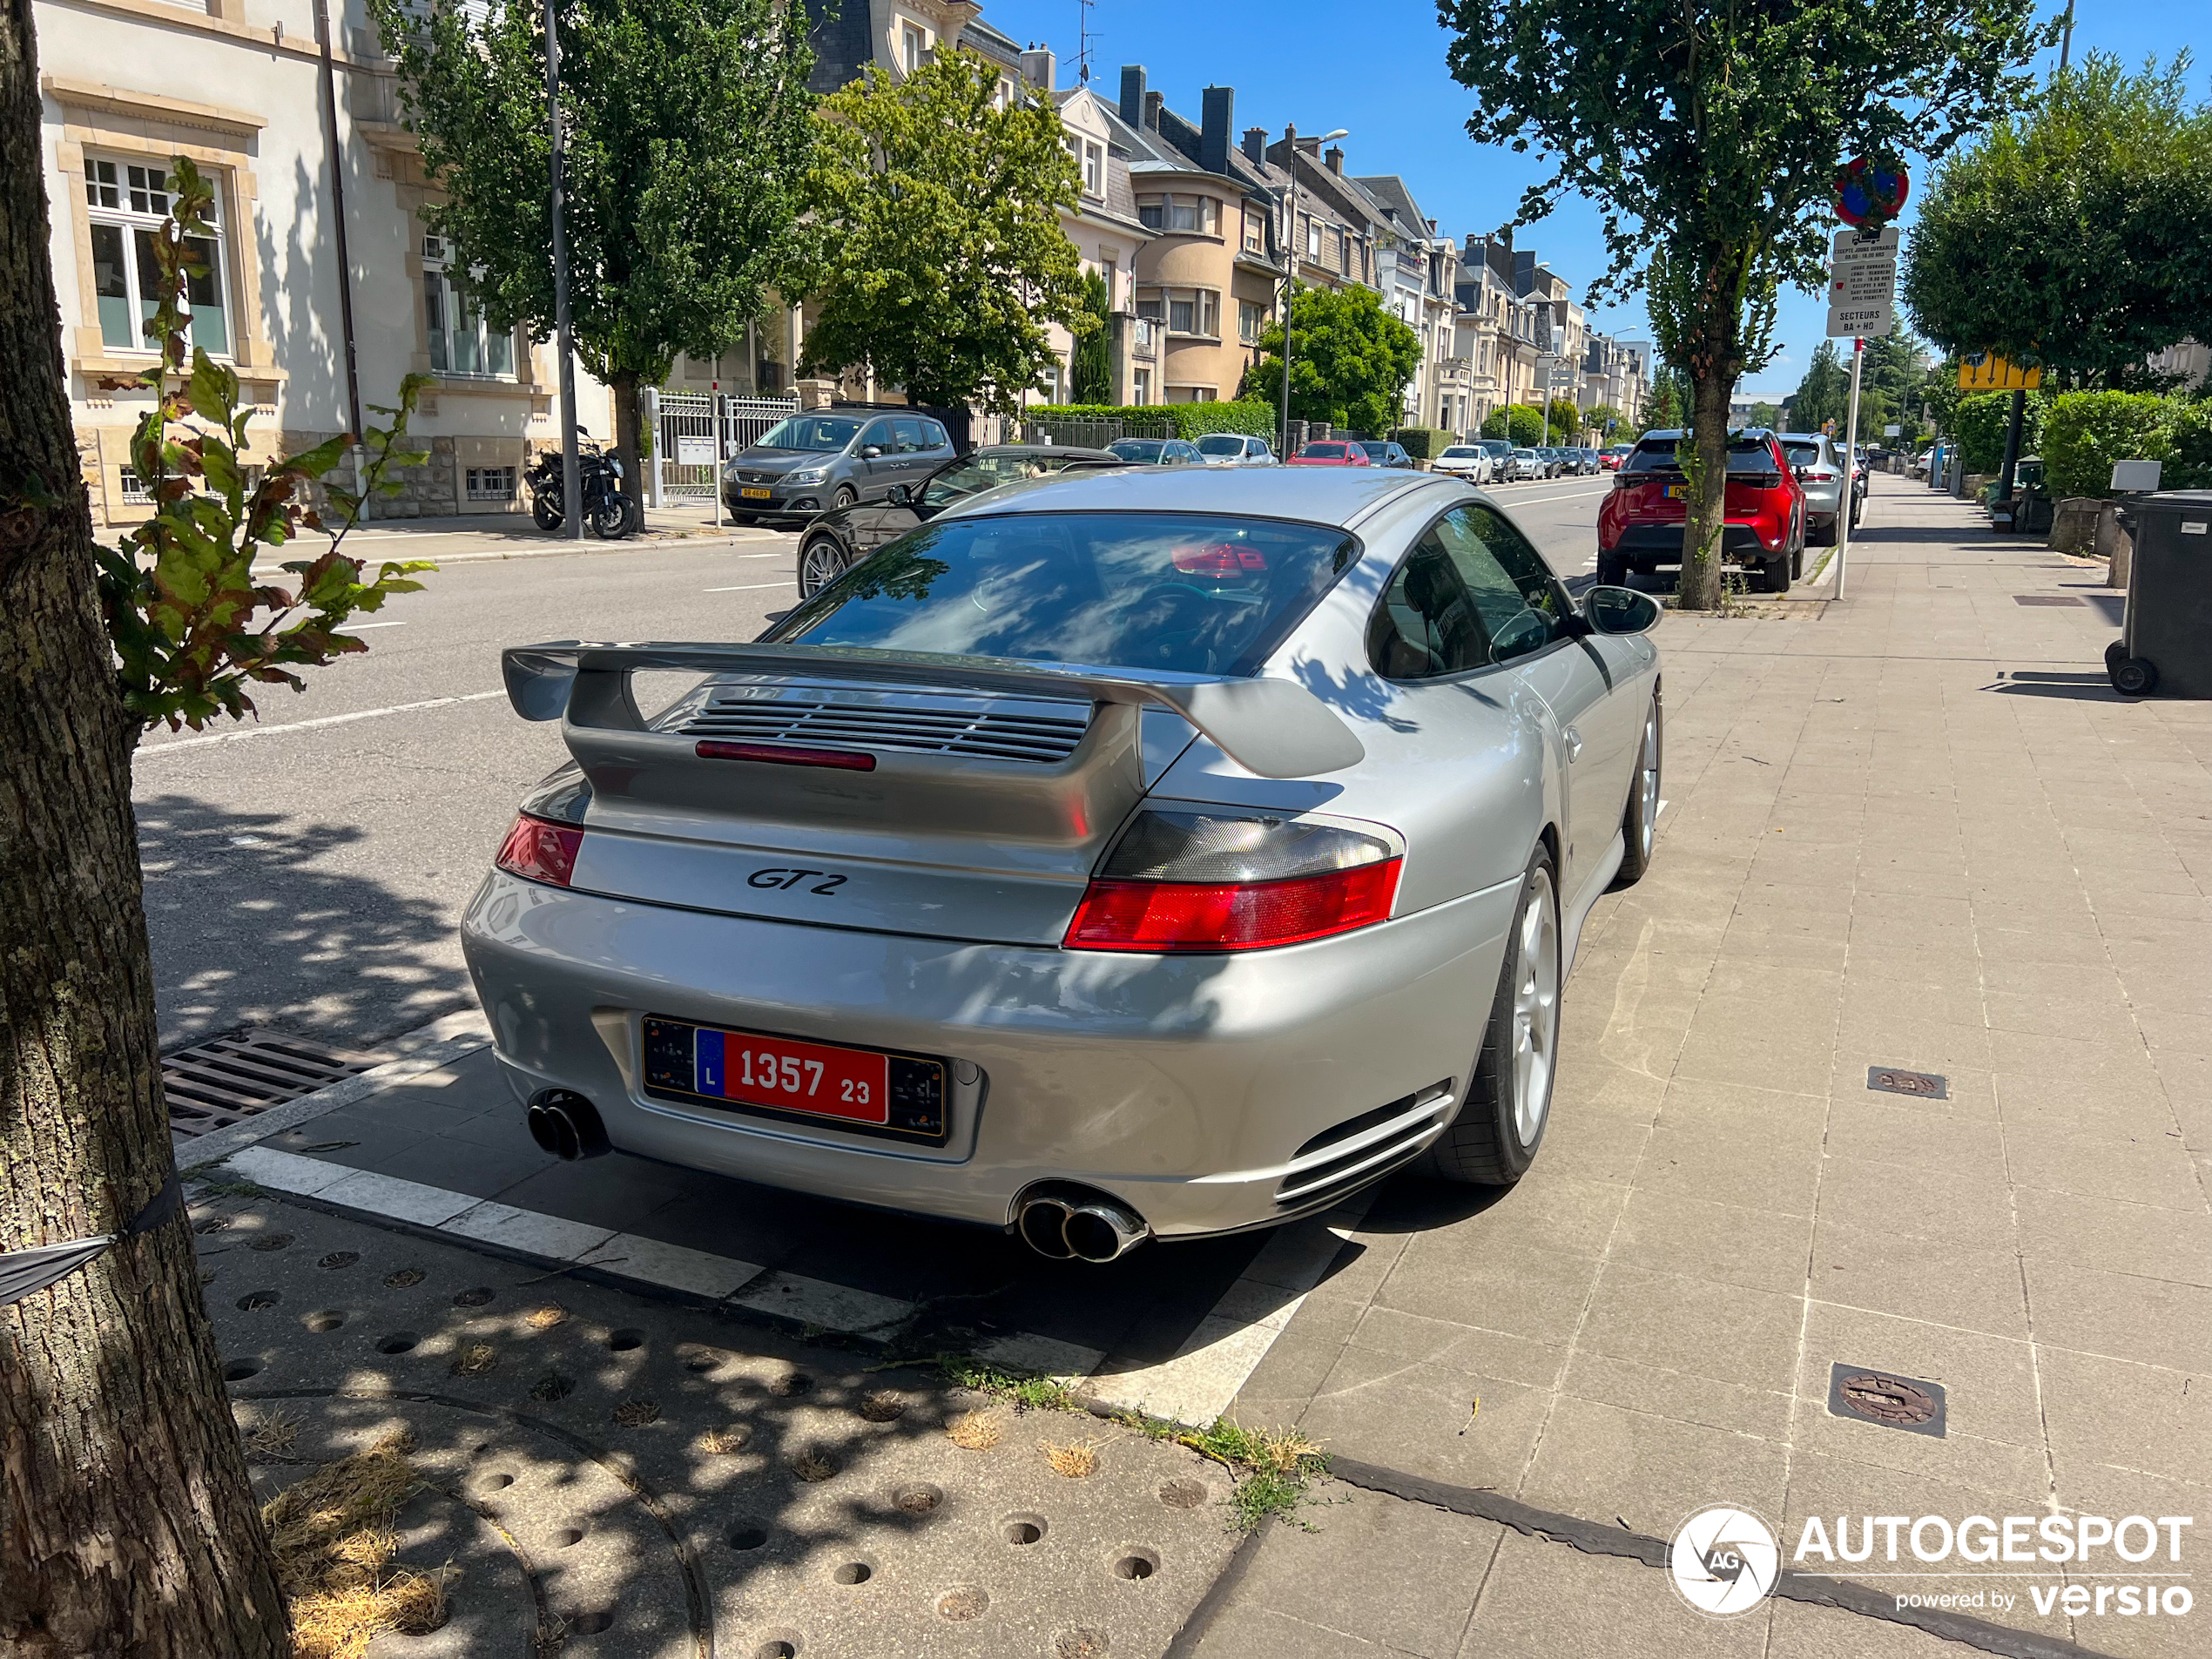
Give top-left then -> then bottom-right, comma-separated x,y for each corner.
1781,442 -> 1824,467
1302,442 -> 1351,459
1109,440 -> 1167,462
1197,435 -> 1247,455
1441,447 -> 1478,457
1624,435 -> 1784,475
771,513 -> 1359,678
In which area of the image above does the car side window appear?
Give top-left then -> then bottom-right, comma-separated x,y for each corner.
858,419 -> 896,454
922,420 -> 949,449
1433,505 -> 1567,658
892,418 -> 927,453
1369,507 -> 1566,680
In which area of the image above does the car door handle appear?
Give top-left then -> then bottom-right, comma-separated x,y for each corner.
1563,727 -> 1584,762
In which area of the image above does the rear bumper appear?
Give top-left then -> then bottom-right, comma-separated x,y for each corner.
1603,522 -> 1785,563
459,871 -> 1520,1238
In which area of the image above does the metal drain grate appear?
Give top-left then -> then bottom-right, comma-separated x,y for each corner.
163,1029 -> 375,1136
1867,1065 -> 1948,1100
2013,595 -> 2084,606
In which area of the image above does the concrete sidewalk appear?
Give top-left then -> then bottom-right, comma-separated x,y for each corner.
1204,475 -> 2211,1656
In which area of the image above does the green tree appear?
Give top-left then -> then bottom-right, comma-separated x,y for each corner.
1903,52 -> 2212,388
1,142 -> 431,1649
1583,402 -> 1625,439
1244,285 -> 1422,435
1070,269 -> 1113,405
1443,0 -> 2049,606
1480,403 -> 1547,446
370,0 -> 816,496
794,51 -> 1089,412
1747,400 -> 1781,428
1791,340 -> 1851,433
1543,397 -> 1581,441
1642,369 -> 1689,434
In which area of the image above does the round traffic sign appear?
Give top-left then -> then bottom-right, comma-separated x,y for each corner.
1836,158 -> 1910,226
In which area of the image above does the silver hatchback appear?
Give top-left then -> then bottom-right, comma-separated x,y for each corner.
463,469 -> 1664,1260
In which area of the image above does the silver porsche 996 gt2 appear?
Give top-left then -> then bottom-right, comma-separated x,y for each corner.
462,466 -> 1662,1262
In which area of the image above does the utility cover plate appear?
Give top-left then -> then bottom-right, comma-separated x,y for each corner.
1829,1363 -> 1947,1437
1867,1066 -> 1949,1100
2013,595 -> 2084,606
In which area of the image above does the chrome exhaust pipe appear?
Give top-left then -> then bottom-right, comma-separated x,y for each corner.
527,1092 -> 610,1161
1062,1200 -> 1149,1264
1016,1197 -> 1076,1258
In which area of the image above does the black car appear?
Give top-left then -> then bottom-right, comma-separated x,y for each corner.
793,444 -> 1121,597
1359,441 -> 1416,469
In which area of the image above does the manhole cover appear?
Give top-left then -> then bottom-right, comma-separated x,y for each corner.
1829,1363 -> 1946,1437
2012,595 -> 2083,606
1866,1066 -> 1948,1100
162,1030 -> 375,1136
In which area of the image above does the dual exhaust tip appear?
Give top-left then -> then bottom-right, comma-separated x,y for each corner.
527,1091 -> 610,1162
1017,1190 -> 1150,1263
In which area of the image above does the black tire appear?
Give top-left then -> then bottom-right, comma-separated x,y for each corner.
1810,515 -> 1838,547
2111,657 -> 2158,697
2105,639 -> 2128,674
797,536 -> 848,599
586,496 -> 626,540
1614,696 -> 1662,887
531,492 -> 562,531
622,495 -> 644,538
1763,556 -> 1791,594
1420,844 -> 1560,1187
833,485 -> 859,509
1791,513 -> 1805,579
1595,550 -> 1629,586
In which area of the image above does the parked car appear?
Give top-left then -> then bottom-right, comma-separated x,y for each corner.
1108,437 -> 1205,467
1431,444 -> 1494,484
1537,448 -> 1572,478
1596,427 -> 1807,591
1501,448 -> 1545,482
1475,439 -> 1518,475
1359,441 -> 1417,469
1600,446 -> 1632,470
471,467 -> 1665,1256
1287,440 -> 1372,466
1577,448 -> 1603,475
1911,448 -> 1937,480
793,444 -> 1119,597
1777,433 -> 1851,545
724,411 -> 957,525
1195,433 -> 1278,467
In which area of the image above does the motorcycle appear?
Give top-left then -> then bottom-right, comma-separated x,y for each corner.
526,435 -> 640,539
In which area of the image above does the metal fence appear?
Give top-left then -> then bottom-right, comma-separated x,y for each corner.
651,390 -> 799,500
1015,413 -> 1175,449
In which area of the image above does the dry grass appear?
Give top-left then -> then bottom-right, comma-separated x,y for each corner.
946,1409 -> 1005,1452
790,1450 -> 837,1482
449,1344 -> 498,1378
856,1389 -> 907,1423
523,1303 -> 568,1330
611,1397 -> 661,1428
1040,1436 -> 1103,1479
241,1410 -> 301,1460
698,1426 -> 752,1456
261,1427 -> 449,1658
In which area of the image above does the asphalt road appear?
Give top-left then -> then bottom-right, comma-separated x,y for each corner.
134,473 -> 1609,1050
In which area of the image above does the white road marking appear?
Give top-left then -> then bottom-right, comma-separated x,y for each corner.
137,691 -> 508,755
704,581 -> 792,592
347,619 -> 407,629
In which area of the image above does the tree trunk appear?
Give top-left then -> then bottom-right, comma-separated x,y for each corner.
0,3 -> 291,1651
611,367 -> 643,517
1677,343 -> 1735,611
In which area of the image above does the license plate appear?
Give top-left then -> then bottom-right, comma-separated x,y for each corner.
1663,483 -> 1689,499
640,1016 -> 948,1143
739,486 -> 772,500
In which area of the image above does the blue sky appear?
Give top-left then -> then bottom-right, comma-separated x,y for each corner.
984,1 -> 2209,399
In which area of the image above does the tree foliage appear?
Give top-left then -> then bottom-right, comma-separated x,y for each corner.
1791,339 -> 1851,433
1440,0 -> 2051,604
1243,284 -> 1422,435
1583,402 -> 1625,438
1071,270 -> 1114,404
793,51 -> 1089,413
370,0 -> 817,482
1903,52 -> 2212,387
1480,403 -> 1548,446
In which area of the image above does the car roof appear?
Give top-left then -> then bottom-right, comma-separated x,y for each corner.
974,443 -> 1121,461
942,459 -> 1449,530
1774,432 -> 1832,445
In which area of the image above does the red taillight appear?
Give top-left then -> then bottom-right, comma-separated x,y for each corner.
496,813 -> 583,887
1063,860 -> 1401,953
695,740 -> 876,772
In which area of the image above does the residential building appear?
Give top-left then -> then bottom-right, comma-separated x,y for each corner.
2149,340 -> 2210,392
1355,174 -> 1462,432
1456,235 -> 1544,431
1043,56 -> 1156,404
36,0 -> 613,528
1581,334 -> 1648,431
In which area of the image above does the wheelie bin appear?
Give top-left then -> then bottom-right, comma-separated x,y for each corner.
2106,490 -> 2212,698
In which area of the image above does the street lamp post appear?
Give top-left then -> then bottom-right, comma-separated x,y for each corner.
544,0 -> 582,540
1278,124 -> 1347,455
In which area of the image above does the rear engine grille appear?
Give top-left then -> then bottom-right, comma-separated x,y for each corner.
1274,1083 -> 1454,1209
163,1029 -> 375,1136
680,697 -> 1091,765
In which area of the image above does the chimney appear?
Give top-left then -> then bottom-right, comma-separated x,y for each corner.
1325,145 -> 1344,175
1427,218 -> 1438,233
1019,44 -> 1055,92
1143,90 -> 1163,131
1200,85 -> 1232,175
1242,126 -> 1268,164
1294,134 -> 1319,158
1118,64 -> 1145,127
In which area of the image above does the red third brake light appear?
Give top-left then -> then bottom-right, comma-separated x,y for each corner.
496,813 -> 584,887
1064,860 -> 1402,953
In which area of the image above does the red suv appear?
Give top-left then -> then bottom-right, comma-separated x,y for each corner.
1596,428 -> 1807,592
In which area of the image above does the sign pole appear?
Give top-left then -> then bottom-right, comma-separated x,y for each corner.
1837,336 -> 1865,601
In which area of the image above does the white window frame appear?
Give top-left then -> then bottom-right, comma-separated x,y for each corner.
1237,300 -> 1264,345
1161,287 -> 1219,339
901,23 -> 924,73
1305,217 -> 1320,259
1083,141 -> 1103,196
83,154 -> 232,359
422,235 -> 516,379
1131,367 -> 1152,405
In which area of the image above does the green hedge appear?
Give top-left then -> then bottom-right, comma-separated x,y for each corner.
1952,391 -> 2047,474
1392,427 -> 1454,462
2042,392 -> 2177,500
1024,400 -> 1278,441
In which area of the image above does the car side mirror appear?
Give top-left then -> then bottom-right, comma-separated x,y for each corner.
1583,585 -> 1662,637
861,445 -> 883,459
887,482 -> 912,504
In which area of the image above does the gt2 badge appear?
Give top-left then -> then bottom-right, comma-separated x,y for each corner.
749,868 -> 847,895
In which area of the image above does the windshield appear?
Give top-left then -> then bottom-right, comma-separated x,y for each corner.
919,454 -> 1056,509
753,415 -> 861,454
1359,443 -> 1389,457
1441,448 -> 1477,458
1109,440 -> 1168,462
1196,435 -> 1247,456
1781,442 -> 1824,468
770,512 -> 1359,678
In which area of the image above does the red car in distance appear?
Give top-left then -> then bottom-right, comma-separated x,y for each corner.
1595,428 -> 1807,593
1286,440 -> 1372,467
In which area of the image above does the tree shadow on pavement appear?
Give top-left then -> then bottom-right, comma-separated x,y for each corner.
136,792 -> 473,1052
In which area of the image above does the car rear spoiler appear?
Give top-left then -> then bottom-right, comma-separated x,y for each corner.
501,641 -> 1366,779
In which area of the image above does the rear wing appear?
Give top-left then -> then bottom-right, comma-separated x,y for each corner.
502,641 -> 1366,779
